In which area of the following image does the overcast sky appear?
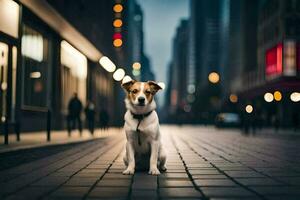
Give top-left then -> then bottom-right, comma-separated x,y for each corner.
136,0 -> 190,106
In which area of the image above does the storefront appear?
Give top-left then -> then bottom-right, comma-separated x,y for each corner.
0,0 -> 19,134
1,0 -> 113,134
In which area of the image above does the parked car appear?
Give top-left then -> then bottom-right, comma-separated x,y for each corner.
215,113 -> 241,128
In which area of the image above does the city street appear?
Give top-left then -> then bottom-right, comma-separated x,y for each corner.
0,126 -> 300,200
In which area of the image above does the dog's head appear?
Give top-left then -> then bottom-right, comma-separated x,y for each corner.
122,80 -> 162,107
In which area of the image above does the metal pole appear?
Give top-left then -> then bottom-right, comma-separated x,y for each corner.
47,109 -> 51,141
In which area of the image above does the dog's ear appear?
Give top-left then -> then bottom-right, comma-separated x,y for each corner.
121,80 -> 136,92
147,81 -> 162,94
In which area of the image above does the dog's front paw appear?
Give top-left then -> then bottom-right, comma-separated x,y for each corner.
149,168 -> 160,175
122,168 -> 135,175
160,165 -> 167,172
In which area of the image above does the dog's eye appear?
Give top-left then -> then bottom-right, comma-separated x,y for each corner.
145,90 -> 151,94
131,89 -> 138,94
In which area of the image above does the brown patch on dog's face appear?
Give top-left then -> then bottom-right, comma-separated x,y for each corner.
122,80 -> 162,106
127,82 -> 142,102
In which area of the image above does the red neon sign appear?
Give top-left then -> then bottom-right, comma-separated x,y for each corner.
265,43 -> 283,77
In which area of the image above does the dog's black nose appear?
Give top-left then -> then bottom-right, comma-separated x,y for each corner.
138,97 -> 145,104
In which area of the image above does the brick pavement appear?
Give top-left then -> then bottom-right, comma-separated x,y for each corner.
0,125 -> 300,200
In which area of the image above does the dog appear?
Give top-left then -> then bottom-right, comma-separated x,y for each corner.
121,79 -> 167,175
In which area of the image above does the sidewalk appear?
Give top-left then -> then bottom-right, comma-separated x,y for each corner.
0,128 -> 121,153
1,125 -> 300,199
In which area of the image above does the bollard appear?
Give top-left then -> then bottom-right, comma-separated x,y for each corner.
47,110 -> 51,141
4,118 -> 8,145
16,121 -> 20,141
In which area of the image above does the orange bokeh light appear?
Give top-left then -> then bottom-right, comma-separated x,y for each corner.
113,39 -> 123,47
113,19 -> 123,28
113,4 -> 123,13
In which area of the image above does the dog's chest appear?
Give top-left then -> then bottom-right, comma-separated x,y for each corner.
133,132 -> 151,154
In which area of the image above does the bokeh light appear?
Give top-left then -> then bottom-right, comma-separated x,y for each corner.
113,4 -> 123,13
113,39 -> 123,47
208,72 -> 220,84
245,104 -> 253,113
274,91 -> 282,101
113,19 -> 123,28
290,92 -> 300,102
113,68 -> 125,81
264,92 -> 274,102
132,62 -> 141,70
229,94 -> 238,103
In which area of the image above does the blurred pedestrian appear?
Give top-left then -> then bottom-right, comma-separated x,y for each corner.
99,109 -> 109,130
292,112 -> 299,132
85,101 -> 95,134
67,93 -> 83,135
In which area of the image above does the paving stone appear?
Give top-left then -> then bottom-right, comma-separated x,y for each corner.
88,187 -> 130,198
97,179 -> 131,187
276,177 -> 300,185
195,179 -> 237,187
64,177 -> 98,186
250,186 -> 300,195
159,173 -> 189,179
189,169 -> 221,175
50,186 -> 90,198
224,171 -> 265,178
31,176 -> 69,186
131,189 -> 158,200
234,178 -> 284,186
200,186 -> 256,197
102,173 -> 133,179
192,174 -> 228,179
5,186 -> 55,200
159,180 -> 193,188
159,188 -> 202,198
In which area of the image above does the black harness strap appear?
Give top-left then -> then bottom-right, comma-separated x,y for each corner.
131,110 -> 153,145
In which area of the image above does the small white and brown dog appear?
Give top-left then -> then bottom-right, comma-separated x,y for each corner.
121,79 -> 167,175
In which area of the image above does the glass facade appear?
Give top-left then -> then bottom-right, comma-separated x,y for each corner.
21,25 -> 50,109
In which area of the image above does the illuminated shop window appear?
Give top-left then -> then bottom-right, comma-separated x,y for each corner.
21,25 -> 50,109
60,40 -> 87,114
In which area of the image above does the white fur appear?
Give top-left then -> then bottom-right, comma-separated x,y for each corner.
122,87 -> 167,175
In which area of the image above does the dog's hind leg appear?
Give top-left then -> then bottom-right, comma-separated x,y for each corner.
123,152 -> 128,167
158,147 -> 167,172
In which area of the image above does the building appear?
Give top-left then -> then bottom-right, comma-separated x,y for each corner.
188,0 -> 231,123
165,19 -> 190,123
236,0 -> 300,127
0,0 -> 114,133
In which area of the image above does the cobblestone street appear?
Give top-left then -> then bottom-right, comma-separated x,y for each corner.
0,126 -> 300,200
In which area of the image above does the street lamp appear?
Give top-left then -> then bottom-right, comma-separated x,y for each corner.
99,56 -> 116,72
264,92 -> 274,102
113,68 -> 125,81
208,72 -> 220,84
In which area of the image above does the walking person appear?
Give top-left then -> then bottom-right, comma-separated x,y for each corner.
85,101 -> 95,135
67,93 -> 83,136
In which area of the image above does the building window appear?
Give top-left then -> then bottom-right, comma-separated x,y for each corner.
0,0 -> 19,38
60,40 -> 87,114
21,25 -> 50,109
